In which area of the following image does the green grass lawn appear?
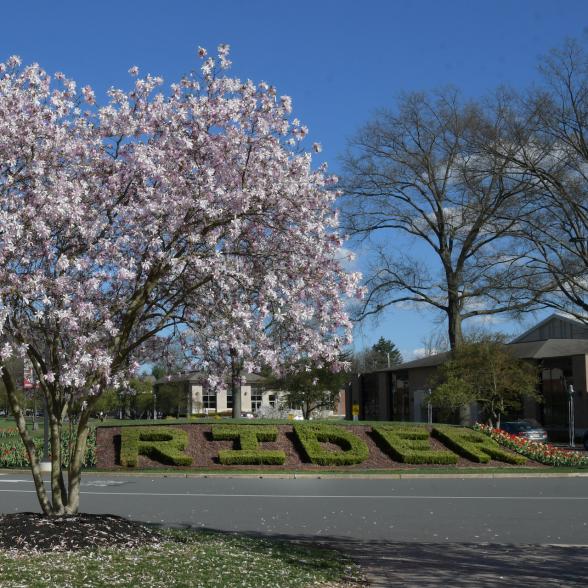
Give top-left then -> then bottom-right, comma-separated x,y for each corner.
0,529 -> 359,588
0,416 -> 45,435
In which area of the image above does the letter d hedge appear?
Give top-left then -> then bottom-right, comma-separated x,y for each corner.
294,424 -> 369,465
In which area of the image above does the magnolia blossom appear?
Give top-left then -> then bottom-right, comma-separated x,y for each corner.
0,45 -> 364,514
81,85 -> 96,104
0,45 -> 360,400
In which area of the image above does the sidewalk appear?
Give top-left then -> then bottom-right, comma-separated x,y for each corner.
306,539 -> 588,587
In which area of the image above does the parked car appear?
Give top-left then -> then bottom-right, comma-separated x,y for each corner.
500,420 -> 548,442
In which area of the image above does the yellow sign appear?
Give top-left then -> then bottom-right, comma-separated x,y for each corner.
352,404 -> 360,416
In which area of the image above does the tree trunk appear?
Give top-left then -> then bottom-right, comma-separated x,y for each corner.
65,410 -> 91,514
230,349 -> 242,419
447,297 -> 463,350
49,414 -> 66,514
1,368 -> 52,515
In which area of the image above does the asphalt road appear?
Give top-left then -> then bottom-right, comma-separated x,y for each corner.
1,473 -> 587,544
3,473 -> 588,586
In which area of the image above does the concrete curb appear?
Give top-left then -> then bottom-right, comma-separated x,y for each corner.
4,469 -> 587,480
3,468 -> 588,480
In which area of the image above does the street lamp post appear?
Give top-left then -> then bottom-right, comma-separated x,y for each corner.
153,391 -> 157,421
568,384 -> 575,448
426,388 -> 433,425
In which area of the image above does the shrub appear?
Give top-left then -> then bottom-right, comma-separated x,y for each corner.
216,449 -> 286,465
211,425 -> 286,465
432,425 -> 526,464
120,426 -> 192,467
293,424 -> 369,466
371,424 -> 457,465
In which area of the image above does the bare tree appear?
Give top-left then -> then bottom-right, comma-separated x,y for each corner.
342,90 -> 539,349
488,40 -> 588,322
420,329 -> 449,358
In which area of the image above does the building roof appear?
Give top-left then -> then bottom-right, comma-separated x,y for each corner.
373,352 -> 452,373
366,338 -> 588,374
509,338 -> 588,359
510,313 -> 588,343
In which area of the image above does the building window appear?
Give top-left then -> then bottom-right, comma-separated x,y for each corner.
251,389 -> 262,411
203,390 -> 217,410
269,394 -> 277,408
226,391 -> 233,409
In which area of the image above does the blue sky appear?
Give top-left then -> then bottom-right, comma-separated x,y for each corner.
2,0 -> 587,359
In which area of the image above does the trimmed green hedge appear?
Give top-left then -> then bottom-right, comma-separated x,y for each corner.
371,425 -> 458,465
432,426 -> 526,465
120,426 -> 192,467
293,424 -> 369,466
211,425 -> 286,465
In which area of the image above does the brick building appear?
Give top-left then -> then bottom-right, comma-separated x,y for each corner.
347,314 -> 588,438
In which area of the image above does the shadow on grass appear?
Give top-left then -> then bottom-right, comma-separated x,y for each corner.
149,523 -> 588,587
149,523 -> 360,582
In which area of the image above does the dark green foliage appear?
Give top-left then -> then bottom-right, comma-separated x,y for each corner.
351,339 -> 403,371
370,337 -> 403,369
152,359 -> 189,418
293,424 -> 369,465
120,426 -> 192,467
268,354 -> 350,419
371,424 -> 457,465
211,425 -> 286,465
431,336 -> 540,425
432,426 -> 526,464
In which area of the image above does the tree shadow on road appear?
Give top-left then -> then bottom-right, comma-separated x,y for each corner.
151,523 -> 588,587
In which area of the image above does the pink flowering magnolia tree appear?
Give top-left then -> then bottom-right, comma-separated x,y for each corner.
0,46 -> 360,515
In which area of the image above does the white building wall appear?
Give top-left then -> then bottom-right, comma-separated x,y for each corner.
188,383 -> 285,415
216,389 -> 228,412
240,384 -> 252,412
190,384 -> 203,415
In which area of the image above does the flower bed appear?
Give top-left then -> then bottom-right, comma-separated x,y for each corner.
474,423 -> 588,467
0,427 -> 96,468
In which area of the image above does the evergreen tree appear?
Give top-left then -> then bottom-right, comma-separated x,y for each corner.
371,337 -> 403,368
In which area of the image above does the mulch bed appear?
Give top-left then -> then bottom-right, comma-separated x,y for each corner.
96,423 -> 542,470
0,512 -> 162,552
